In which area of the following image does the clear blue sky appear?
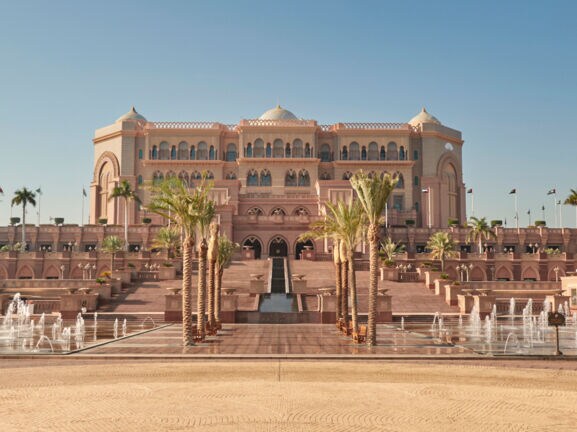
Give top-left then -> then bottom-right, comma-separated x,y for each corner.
0,0 -> 576,227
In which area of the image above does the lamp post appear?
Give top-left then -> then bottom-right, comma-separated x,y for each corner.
422,187 -> 432,229
59,265 -> 65,280
553,265 -> 560,282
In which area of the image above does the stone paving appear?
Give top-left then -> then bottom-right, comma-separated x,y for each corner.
79,323 -> 474,357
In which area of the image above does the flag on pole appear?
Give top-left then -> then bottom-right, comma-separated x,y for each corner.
467,188 -> 473,193
0,186 -> 3,194
547,188 -> 556,195
82,188 -> 87,197
509,189 -> 516,194
541,205 -> 545,211
527,210 -> 531,215
36,187 -> 42,195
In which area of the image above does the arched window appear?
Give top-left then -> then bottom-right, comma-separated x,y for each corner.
298,169 -> 310,186
198,142 -> 208,160
246,143 -> 252,158
293,139 -> 303,158
368,142 -> 378,160
396,173 -> 405,188
151,145 -> 158,160
178,171 -> 189,187
285,143 -> 291,158
320,171 -> 331,180
260,169 -> 272,186
137,175 -> 143,185
166,170 -> 176,179
361,146 -> 367,160
190,145 -> 196,160
225,172 -> 237,180
414,176 -> 419,186
273,139 -> 283,158
349,142 -> 360,160
387,142 -> 398,160
379,146 -> 386,161
205,170 -> 214,179
254,139 -> 264,158
153,171 -> 163,185
191,170 -> 202,180
178,142 -> 188,160
226,143 -> 237,161
247,169 -> 258,186
342,171 -> 353,180
159,142 -> 169,160
380,171 -> 389,180
341,146 -> 348,160
367,170 -> 377,179
305,143 -> 311,158
270,207 -> 286,216
443,163 -> 458,219
399,146 -> 406,160
266,143 -> 272,158
209,145 -> 215,160
170,146 -> 177,160
293,206 -> 309,216
285,169 -> 297,186
320,144 -> 331,162
413,150 -> 419,160
138,149 -> 143,160
247,207 -> 263,216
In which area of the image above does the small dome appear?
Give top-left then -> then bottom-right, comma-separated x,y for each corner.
408,107 -> 441,126
259,105 -> 298,120
116,106 -> 147,122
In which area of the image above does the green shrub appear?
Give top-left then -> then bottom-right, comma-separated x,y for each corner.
490,220 -> 503,227
98,218 -> 108,225
535,220 -> 546,227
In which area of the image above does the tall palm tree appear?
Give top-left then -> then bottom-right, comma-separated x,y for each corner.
350,170 -> 397,346
194,189 -> 216,341
426,232 -> 457,272
333,238 -> 342,321
152,226 -> 181,258
466,216 -> 496,253
207,222 -> 219,331
147,177 -> 208,346
380,237 -> 405,266
214,235 -> 239,325
108,180 -> 141,250
11,188 -> 37,251
564,189 -> 577,228
101,235 -> 124,271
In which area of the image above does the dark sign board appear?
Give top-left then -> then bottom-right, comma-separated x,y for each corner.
548,312 -> 566,327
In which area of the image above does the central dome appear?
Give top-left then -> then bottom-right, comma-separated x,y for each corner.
259,105 -> 298,120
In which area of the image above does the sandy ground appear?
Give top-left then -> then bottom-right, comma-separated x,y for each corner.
1,360 -> 577,431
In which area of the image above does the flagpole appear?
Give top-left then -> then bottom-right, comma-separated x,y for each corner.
82,190 -> 85,227
558,200 -> 563,228
471,190 -> 474,218
554,191 -> 558,228
37,189 -> 41,226
515,192 -> 518,232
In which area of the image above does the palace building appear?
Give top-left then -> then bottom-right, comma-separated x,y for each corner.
90,105 -> 465,259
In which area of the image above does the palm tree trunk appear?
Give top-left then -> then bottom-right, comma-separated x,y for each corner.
215,262 -> 223,324
21,203 -> 26,251
197,238 -> 208,340
111,253 -> 114,272
335,261 -> 342,321
367,223 -> 379,346
207,258 -> 216,330
341,258 -> 349,324
182,235 -> 194,345
348,253 -> 358,338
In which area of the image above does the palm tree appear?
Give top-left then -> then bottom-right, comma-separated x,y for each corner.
332,238 -> 342,321
380,237 -> 405,267
194,189 -> 216,341
207,222 -> 219,331
466,216 -> 496,253
214,235 -> 239,325
426,232 -> 457,272
11,188 -> 37,251
108,180 -> 141,250
147,177 -> 208,346
350,170 -> 397,346
152,226 -> 181,258
101,235 -> 124,271
564,189 -> 577,228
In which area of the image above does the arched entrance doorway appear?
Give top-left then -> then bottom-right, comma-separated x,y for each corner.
243,237 -> 262,259
295,239 -> 314,259
269,236 -> 288,257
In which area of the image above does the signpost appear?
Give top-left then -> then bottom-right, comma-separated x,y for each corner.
548,312 -> 565,356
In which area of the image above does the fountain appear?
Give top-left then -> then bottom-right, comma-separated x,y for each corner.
122,319 -> 127,338
113,318 -> 119,339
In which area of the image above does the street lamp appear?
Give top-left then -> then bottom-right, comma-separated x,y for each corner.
553,265 -> 560,282
422,187 -> 432,229
59,265 -> 65,279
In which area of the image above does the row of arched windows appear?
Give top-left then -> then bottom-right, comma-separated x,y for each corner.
148,142 -> 238,161
246,169 -> 312,187
143,170 -> 216,186
339,142 -> 406,161
245,139 -> 312,158
247,206 -> 310,216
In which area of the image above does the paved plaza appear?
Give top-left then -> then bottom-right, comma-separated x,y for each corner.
2,359 -> 577,431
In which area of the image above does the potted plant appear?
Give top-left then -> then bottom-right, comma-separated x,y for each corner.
98,218 -> 108,225
490,220 -> 503,228
10,217 -> 20,226
448,218 -> 459,227
159,261 -> 176,280
405,219 -> 415,227
535,220 -> 546,227
142,217 -> 152,224
54,217 -> 64,225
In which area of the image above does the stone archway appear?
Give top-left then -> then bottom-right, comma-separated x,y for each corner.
43,266 -> 60,279
242,237 -> 262,260
269,236 -> 288,257
16,265 -> 34,279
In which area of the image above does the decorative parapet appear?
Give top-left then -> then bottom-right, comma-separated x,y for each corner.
146,121 -> 224,130
239,119 -> 317,127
